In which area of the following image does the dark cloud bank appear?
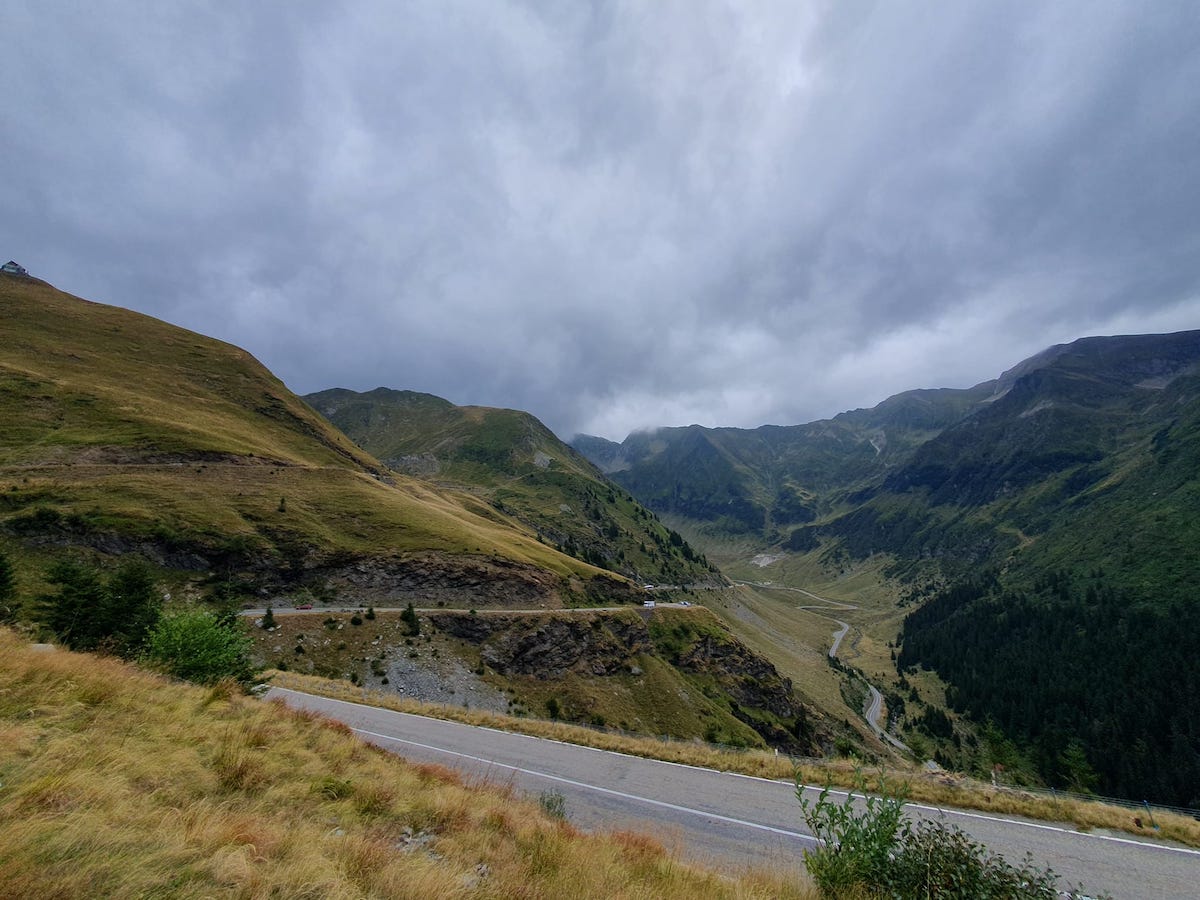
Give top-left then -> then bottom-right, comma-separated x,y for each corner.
3,1 -> 1198,439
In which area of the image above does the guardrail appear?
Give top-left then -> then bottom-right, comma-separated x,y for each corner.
992,781 -> 1200,822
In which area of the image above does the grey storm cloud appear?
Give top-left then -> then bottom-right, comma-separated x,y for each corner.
3,1 -> 1199,440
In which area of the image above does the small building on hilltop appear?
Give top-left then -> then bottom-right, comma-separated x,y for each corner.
2,260 -> 28,275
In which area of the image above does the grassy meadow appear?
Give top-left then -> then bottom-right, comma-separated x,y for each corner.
0,630 -> 813,898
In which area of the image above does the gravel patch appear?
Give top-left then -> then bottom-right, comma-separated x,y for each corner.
384,650 -> 509,713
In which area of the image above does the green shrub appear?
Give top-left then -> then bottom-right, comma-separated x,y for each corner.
889,818 -> 1061,898
538,789 -> 567,821
795,770 -> 1098,899
144,610 -> 253,686
797,773 -> 906,895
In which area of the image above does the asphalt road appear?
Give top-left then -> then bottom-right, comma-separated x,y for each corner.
240,603 -> 691,617
265,687 -> 1200,899
736,580 -> 911,753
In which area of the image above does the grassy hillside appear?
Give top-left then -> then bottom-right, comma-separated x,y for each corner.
306,388 -> 716,587
0,629 -> 809,898
0,274 -> 623,609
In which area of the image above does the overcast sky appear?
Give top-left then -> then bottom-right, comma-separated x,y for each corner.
3,2 -> 1199,440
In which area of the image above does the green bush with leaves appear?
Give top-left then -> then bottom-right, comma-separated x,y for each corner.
795,770 -> 1098,899
796,774 -> 907,895
144,610 -> 254,686
888,818 -> 1060,898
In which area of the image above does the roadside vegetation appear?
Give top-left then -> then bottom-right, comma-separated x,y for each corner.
0,629 -> 811,899
796,772 -> 1108,899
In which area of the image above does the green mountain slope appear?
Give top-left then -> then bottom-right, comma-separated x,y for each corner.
573,383 -> 996,536
0,273 -> 623,609
305,388 -> 717,587
579,329 -> 1200,807
832,331 -> 1200,589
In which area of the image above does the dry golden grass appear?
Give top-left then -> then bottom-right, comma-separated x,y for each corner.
267,670 -> 1200,850
0,630 -> 814,898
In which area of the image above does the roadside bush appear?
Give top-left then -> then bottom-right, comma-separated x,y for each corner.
797,773 -> 906,895
539,789 -> 567,821
144,610 -> 254,686
889,818 -> 1060,898
795,770 -> 1094,899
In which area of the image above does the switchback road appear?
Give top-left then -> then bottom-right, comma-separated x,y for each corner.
266,687 -> 1200,899
734,580 -> 910,751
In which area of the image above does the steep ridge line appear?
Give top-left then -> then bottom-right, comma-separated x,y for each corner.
733,580 -> 911,753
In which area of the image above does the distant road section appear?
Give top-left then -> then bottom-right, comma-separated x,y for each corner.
734,580 -> 908,750
267,687 -> 1200,899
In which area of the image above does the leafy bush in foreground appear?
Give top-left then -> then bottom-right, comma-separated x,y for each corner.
797,775 -> 907,895
796,771 -> 1103,898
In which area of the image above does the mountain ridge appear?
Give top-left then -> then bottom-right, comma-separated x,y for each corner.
304,387 -> 718,587
0,274 -> 630,611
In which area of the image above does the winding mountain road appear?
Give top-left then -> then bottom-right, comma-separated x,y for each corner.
734,580 -> 910,752
265,687 -> 1200,899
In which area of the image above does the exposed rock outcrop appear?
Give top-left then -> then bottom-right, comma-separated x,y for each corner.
321,554 -> 563,608
429,612 -> 649,678
676,634 -> 803,719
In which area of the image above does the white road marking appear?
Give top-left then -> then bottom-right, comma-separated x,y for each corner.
350,725 -> 820,845
269,687 -> 1200,859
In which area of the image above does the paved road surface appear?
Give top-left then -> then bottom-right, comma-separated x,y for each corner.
266,687 -> 1200,899
240,604 -> 690,617
827,619 -> 850,658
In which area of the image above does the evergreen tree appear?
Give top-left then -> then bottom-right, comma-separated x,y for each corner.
103,560 -> 161,656
401,602 -> 420,636
0,550 -> 15,622
40,558 -> 161,656
41,559 -> 107,651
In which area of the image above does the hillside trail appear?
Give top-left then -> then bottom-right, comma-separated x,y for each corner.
733,579 -> 911,754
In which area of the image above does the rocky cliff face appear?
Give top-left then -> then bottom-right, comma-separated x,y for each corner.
322,554 -> 566,608
429,608 -> 822,754
676,634 -> 802,719
429,612 -> 649,677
